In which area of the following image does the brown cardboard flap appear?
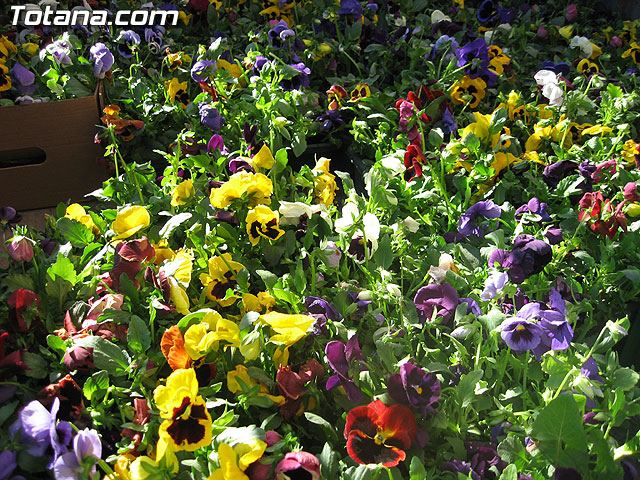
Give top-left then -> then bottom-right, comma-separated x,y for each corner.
0,89 -> 108,211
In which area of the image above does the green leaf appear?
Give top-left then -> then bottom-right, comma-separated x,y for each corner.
498,464 -> 518,480
304,412 -> 338,441
3,274 -> 35,292
0,400 -> 18,427
497,436 -> 527,469
612,367 -> 639,391
319,442 -> 340,479
159,212 -> 192,237
373,234 -> 394,270
428,127 -> 444,148
83,370 -> 110,403
375,340 -> 397,372
292,132 -> 307,157
531,393 -> 589,471
22,352 -> 48,379
47,253 -> 77,285
457,369 -> 484,408
47,334 -> 67,355
409,456 -> 427,480
606,83 -> 623,98
127,316 -> 151,354
76,337 -> 130,377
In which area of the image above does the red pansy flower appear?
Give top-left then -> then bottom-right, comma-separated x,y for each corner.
344,399 -> 417,467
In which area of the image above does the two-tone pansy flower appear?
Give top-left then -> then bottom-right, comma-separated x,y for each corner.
165,78 -> 190,108
245,205 -> 285,246
153,368 -> 213,459
450,76 -> 487,109
199,254 -> 246,307
344,400 -> 417,467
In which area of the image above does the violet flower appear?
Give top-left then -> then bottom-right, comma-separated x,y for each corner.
268,20 -> 295,47
502,235 -> 552,284
199,103 -> 225,132
623,182 -> 640,203
207,134 -> 225,153
53,428 -> 102,480
46,39 -> 73,66
305,296 -> 342,322
543,160 -> 578,189
339,0 -> 363,16
458,200 -> 501,238
9,398 -> 72,468
10,64 -> 35,95
0,207 -> 21,227
414,282 -> 459,324
515,197 -> 551,222
280,62 -> 311,90
116,30 -> 141,58
325,335 -> 366,402
191,59 -> 216,82
89,43 -> 114,79
499,317 -> 546,352
387,362 -> 441,419
480,271 -> 509,301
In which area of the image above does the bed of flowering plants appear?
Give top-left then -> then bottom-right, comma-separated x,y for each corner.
3,0 -> 640,479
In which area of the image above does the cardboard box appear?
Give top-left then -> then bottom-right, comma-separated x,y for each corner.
0,86 -> 108,211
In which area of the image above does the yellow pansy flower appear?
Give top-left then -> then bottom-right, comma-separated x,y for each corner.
621,139 -> 639,166
622,41 -> 640,65
65,203 -> 99,234
112,206 -> 150,240
313,158 -> 338,206
164,78 -> 190,108
153,369 -> 213,458
168,277 -> 190,315
558,25 -> 574,39
251,144 -> 275,170
226,364 -> 285,405
208,440 -> 268,480
153,239 -> 175,265
245,205 -> 285,246
260,311 -> 315,346
171,179 -> 195,206
450,76 -> 487,108
0,63 -> 11,92
491,152 -> 520,179
184,310 -> 240,359
210,172 -> 273,209
199,254 -> 245,306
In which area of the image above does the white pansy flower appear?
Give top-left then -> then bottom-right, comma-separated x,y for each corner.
534,70 -> 564,107
570,36 -> 593,58
278,201 -> 322,226
431,10 -> 451,24
403,216 -> 420,233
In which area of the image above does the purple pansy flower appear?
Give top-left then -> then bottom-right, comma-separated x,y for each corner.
500,317 -> 546,352
0,206 -> 21,227
460,297 -> 482,317
281,62 -> 311,90
199,103 -> 225,132
543,159 -> 578,189
89,43 -> 114,79
191,59 -> 216,82
458,200 -> 501,238
228,158 -> 254,174
53,428 -> 102,480
207,134 -> 225,153
339,0 -> 363,16
10,64 -> 35,95
268,20 -> 295,47
387,362 -> 441,419
116,30 -> 141,58
515,197 -> 551,222
501,235 -> 552,284
414,282 -> 459,324
325,335 -> 366,402
9,398 -> 72,468
46,39 -> 73,66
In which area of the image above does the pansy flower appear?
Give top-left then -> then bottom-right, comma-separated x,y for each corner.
577,59 -> 599,76
450,76 -> 487,108
622,41 -> 640,65
160,325 -> 192,371
344,400 -> 417,467
65,204 -> 99,235
170,179 -> 196,207
227,364 -> 285,405
325,335 -> 367,402
100,105 -> 144,141
116,30 -> 140,58
183,310 -> 241,359
210,171 -> 273,209
388,363 -> 441,420
414,283 -> 459,324
350,83 -> 371,102
165,78 -> 190,108
458,200 -> 501,238
327,85 -> 348,110
153,368 -> 212,459
0,63 -> 12,92
209,440 -> 268,480
199,254 -> 245,307
313,158 -> 338,206
245,205 -> 285,246
0,206 -> 21,227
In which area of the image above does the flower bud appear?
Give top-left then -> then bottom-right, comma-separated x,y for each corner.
610,36 -> 623,48
323,240 -> 342,268
8,236 -> 34,262
565,4 -> 577,22
536,26 -> 548,40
